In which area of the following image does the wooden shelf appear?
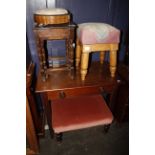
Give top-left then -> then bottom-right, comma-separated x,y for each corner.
35,61 -> 119,93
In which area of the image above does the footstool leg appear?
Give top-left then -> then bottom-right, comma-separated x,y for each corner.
103,124 -> 111,134
56,133 -> 63,143
100,51 -> 105,64
76,39 -> 81,68
110,50 -> 117,77
81,52 -> 89,80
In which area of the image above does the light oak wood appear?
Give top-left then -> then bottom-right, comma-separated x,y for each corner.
82,44 -> 118,52
81,52 -> 89,81
76,40 -> 119,80
100,51 -> 105,64
110,50 -> 117,77
75,39 -> 81,68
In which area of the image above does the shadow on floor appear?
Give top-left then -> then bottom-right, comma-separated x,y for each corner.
39,121 -> 129,155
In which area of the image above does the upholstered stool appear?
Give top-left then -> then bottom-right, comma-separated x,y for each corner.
52,95 -> 113,141
76,23 -> 120,80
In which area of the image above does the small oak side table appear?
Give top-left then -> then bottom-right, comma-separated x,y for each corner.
33,23 -> 76,81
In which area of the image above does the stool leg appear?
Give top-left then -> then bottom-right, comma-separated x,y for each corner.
103,124 -> 111,134
65,39 -> 70,67
110,50 -> 117,77
75,40 -> 81,68
56,133 -> 63,143
81,52 -> 89,80
100,51 -> 105,64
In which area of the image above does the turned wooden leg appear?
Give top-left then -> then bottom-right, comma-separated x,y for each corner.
103,124 -> 111,134
56,133 -> 63,143
65,39 -> 70,67
81,52 -> 89,80
36,38 -> 46,81
75,40 -> 81,68
40,39 -> 48,81
100,51 -> 105,64
110,50 -> 117,77
69,39 -> 74,69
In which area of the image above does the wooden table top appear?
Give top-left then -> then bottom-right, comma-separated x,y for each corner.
35,62 -> 119,93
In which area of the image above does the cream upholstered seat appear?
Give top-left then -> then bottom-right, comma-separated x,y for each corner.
76,22 -> 120,80
35,8 -> 68,15
34,8 -> 70,25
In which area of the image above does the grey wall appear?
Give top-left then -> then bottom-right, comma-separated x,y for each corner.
26,0 -> 129,72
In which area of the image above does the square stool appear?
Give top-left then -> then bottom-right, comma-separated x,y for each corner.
52,94 -> 113,141
75,23 -> 120,80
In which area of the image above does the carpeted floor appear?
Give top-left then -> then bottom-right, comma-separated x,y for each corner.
39,121 -> 129,155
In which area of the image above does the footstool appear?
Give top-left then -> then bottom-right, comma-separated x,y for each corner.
51,94 -> 113,141
75,23 -> 120,80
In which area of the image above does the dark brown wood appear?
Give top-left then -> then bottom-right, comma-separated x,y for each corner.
47,66 -> 73,72
40,93 -> 54,138
34,14 -> 70,25
113,63 -> 129,123
56,133 -> 63,143
36,62 -> 118,94
26,96 -> 39,154
33,24 -> 76,81
26,62 -> 45,137
47,85 -> 113,100
103,124 -> 111,134
48,56 -> 66,61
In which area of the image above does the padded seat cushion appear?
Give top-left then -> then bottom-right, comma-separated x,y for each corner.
35,8 -> 68,15
52,95 -> 113,133
77,23 -> 120,44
